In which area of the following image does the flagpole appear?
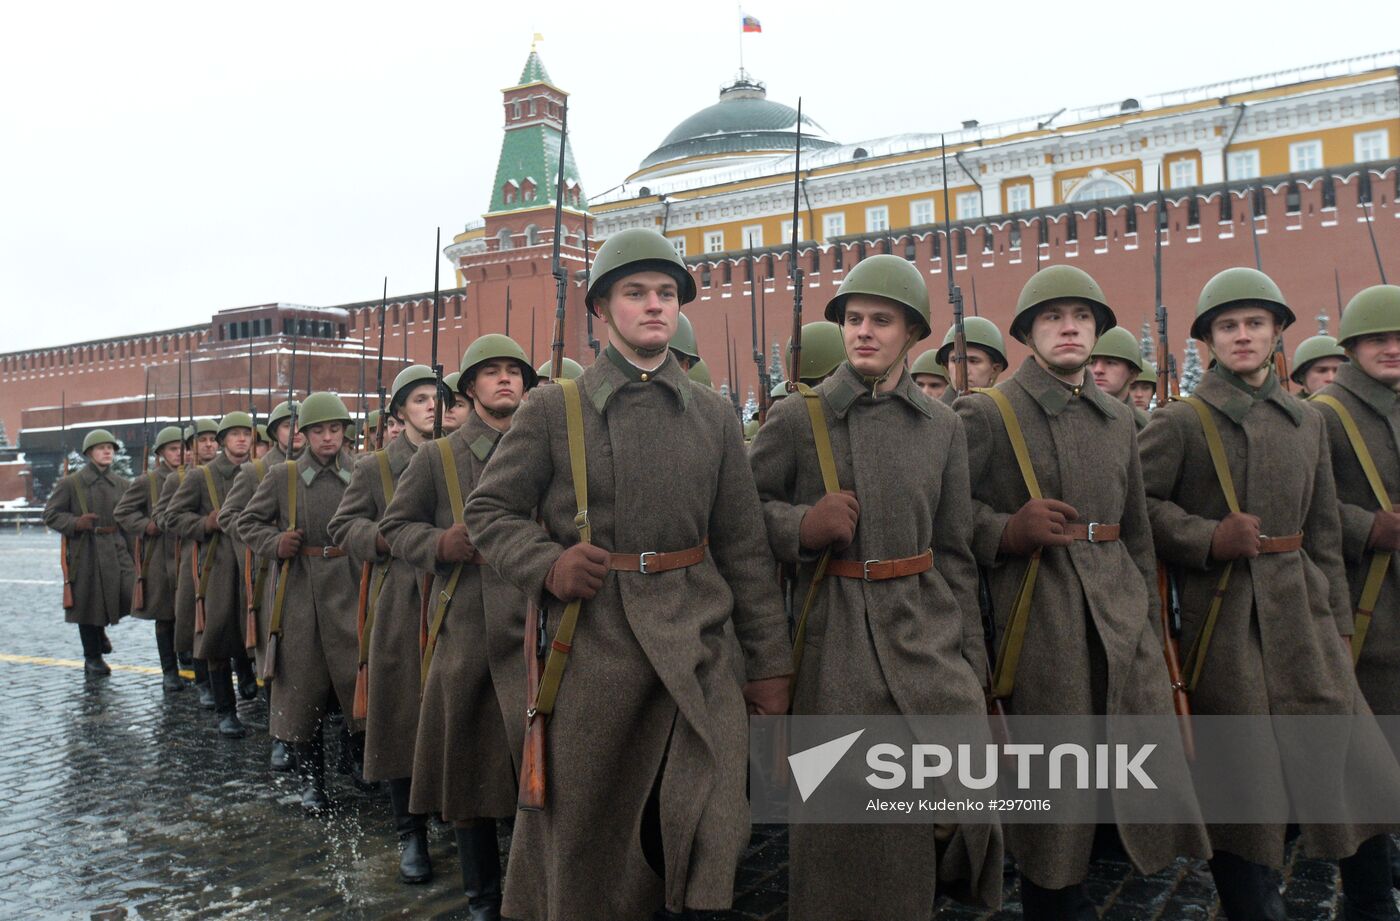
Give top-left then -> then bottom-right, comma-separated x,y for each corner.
737,5 -> 744,75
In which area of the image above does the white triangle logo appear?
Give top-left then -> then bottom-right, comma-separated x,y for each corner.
787,729 -> 865,802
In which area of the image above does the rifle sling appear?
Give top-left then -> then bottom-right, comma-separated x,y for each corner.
353,450 -> 399,668
195,465 -> 223,604
790,382 -> 841,679
421,438 -> 468,688
267,461 -> 298,642
977,386 -> 1044,702
1312,394 -> 1395,663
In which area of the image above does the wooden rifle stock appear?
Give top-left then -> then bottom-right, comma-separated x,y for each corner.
131,535 -> 146,611
244,547 -> 258,650
419,573 -> 432,656
352,561 -> 371,720
192,542 -> 205,634
60,535 -> 74,609
1159,563 -> 1195,760
518,600 -> 546,812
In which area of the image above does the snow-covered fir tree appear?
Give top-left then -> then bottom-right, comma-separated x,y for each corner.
1139,321 -> 1155,365
1180,339 -> 1205,395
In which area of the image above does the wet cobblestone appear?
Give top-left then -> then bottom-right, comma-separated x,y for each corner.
0,529 -> 1362,919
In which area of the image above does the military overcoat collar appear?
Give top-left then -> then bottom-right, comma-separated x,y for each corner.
584,346 -> 690,414
385,427 -> 419,473
1334,361 -> 1400,418
296,448 -> 354,485
1196,365 -> 1303,427
78,463 -> 115,487
1009,356 -> 1118,419
821,362 -> 934,420
462,411 -> 503,463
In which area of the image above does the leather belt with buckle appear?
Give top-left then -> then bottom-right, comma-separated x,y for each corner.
827,549 -> 934,582
299,545 -> 347,558
1064,522 -> 1120,542
1258,532 -> 1303,554
93,526 -> 120,535
609,539 -> 708,574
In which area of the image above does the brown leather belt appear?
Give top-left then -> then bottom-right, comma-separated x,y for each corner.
1259,532 -> 1303,554
609,540 -> 707,574
1064,522 -> 1120,542
828,549 -> 934,581
299,545 -> 347,558
94,526 -> 119,535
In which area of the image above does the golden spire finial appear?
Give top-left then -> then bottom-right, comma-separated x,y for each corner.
532,32 -> 543,51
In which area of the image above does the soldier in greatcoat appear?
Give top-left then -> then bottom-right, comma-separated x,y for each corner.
1141,268 -> 1400,921
327,365 -> 437,885
956,265 -> 1210,919
43,428 -> 133,675
114,425 -> 187,690
160,419 -> 218,706
934,315 -> 1008,407
464,228 -> 793,921
238,393 -> 359,811
749,254 -> 1004,919
909,350 -> 950,402
377,343 -> 533,912
168,412 -> 255,737
1089,326 -> 1151,430
1292,333 -> 1348,397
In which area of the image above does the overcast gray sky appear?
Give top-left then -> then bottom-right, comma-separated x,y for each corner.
2,0 -> 1390,352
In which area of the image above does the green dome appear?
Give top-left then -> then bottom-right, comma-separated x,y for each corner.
639,78 -> 836,173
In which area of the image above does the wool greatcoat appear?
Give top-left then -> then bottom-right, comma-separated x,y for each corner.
44,463 -> 133,627
115,461 -> 179,622
464,350 -> 792,921
223,447 -> 285,662
157,468 -> 198,655
956,357 -> 1210,889
328,431 -> 425,784
238,450 -> 358,742
167,452 -> 245,662
750,362 -> 1004,919
1317,363 -> 1400,716
1142,365 -> 1400,865
377,414 -> 522,816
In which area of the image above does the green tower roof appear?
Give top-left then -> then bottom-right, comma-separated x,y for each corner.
518,50 -> 551,86
489,51 -> 585,216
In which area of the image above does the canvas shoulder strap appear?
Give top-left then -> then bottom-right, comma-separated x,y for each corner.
268,461 -> 299,640
73,474 -> 90,516
790,382 -> 840,678
421,438 -> 468,687
375,449 -> 396,506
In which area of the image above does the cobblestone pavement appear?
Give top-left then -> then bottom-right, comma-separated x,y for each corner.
0,529 -> 1358,919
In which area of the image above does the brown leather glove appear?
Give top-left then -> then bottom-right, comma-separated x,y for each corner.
276,529 -> 305,559
144,520 -> 160,537
545,543 -> 612,602
798,490 -> 860,551
435,524 -> 475,563
73,513 -> 98,532
998,499 -> 1079,557
743,674 -> 792,716
203,509 -> 222,533
375,532 -> 391,556
1210,512 -> 1262,561
1368,510 -> 1400,552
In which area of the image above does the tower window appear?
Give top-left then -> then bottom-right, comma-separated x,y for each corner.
1322,175 -> 1336,209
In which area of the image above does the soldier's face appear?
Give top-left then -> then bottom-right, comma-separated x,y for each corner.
195,433 -> 218,463
965,346 -> 1004,389
396,383 -> 438,440
442,397 -> 471,433
599,271 -> 679,357
87,445 -> 114,468
158,444 -> 183,467
1129,383 -> 1155,411
221,428 -> 252,462
253,441 -> 270,459
1029,300 -> 1097,371
384,416 -> 403,443
912,373 -> 948,401
1350,333 -> 1400,388
305,422 -> 344,462
1090,357 -> 1134,398
841,296 -> 914,377
466,360 -> 526,419
1208,306 -> 1278,376
1301,356 -> 1344,393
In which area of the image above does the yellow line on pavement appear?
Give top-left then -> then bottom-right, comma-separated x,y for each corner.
0,653 -> 162,675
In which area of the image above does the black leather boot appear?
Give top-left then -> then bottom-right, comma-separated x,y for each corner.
1341,834 -> 1400,920
209,667 -> 246,739
388,777 -> 432,884
1391,835 -> 1400,890
269,739 -> 295,772
193,659 -> 214,709
155,624 -> 183,691
233,652 -> 258,700
100,628 -> 112,654
455,821 -> 502,921
342,728 -> 373,791
295,731 -> 328,813
1019,875 -> 1096,921
79,625 -> 110,676
1208,851 -> 1286,921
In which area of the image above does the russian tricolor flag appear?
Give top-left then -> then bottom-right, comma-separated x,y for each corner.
742,13 -> 762,32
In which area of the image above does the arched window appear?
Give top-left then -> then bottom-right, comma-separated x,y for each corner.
525,224 -> 540,246
1067,173 -> 1134,203
497,228 -> 513,250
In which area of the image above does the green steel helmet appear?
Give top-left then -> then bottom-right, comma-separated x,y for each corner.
1289,334 -> 1348,383
687,358 -> 713,387
770,379 -> 788,399
81,429 -> 119,453
345,421 -> 358,441
441,372 -> 462,403
153,425 -> 184,452
388,364 -> 438,414
1088,327 -> 1146,373
536,357 -> 585,381
670,312 -> 700,361
266,401 -> 298,434
1011,265 -> 1116,344
296,392 -> 352,432
216,411 -> 254,439
743,418 -> 759,441
786,321 -> 846,380
365,409 -> 380,432
182,425 -> 194,444
185,418 -> 218,444
1339,285 -> 1400,347
823,253 -> 931,340
255,423 -> 270,443
1191,267 -> 1295,341
909,349 -> 949,381
586,227 -> 696,315
934,316 -> 1008,367
459,333 -> 537,393
1134,363 -> 1159,388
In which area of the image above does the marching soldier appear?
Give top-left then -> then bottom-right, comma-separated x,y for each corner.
465,228 -> 792,921
1292,333 -> 1348,397
43,429 -> 133,675
1141,268 -> 1400,921
441,371 -> 469,434
934,315 -> 1008,404
238,393 -> 359,811
688,358 -> 713,388
750,254 -> 1004,918
168,412 -> 256,738
253,423 -> 272,460
114,425 -> 187,690
670,311 -> 700,371
536,357 -> 584,381
379,341 -> 534,911
327,364 -> 438,885
1129,363 -> 1158,412
1089,326 -> 1151,429
787,320 -> 845,387
909,350 -> 949,401
956,265 -> 1209,919
162,418 -> 219,707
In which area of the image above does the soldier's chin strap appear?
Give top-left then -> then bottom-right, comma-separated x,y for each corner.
1205,334 -> 1280,379
856,332 -> 919,398
602,306 -> 670,361
1029,342 -> 1091,381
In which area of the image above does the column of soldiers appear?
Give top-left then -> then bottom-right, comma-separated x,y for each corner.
40,222 -> 1400,921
